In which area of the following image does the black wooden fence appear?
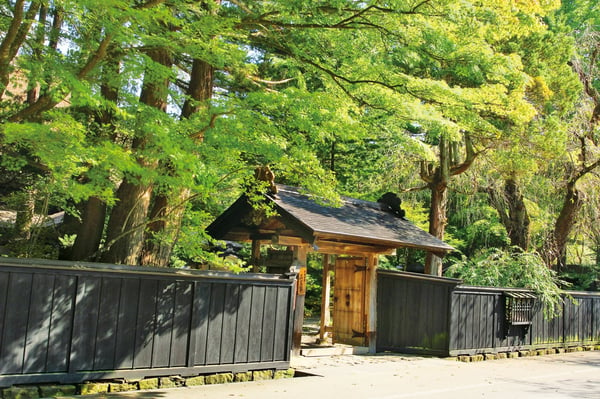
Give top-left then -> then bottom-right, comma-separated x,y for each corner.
376,270 -> 600,356
0,258 -> 295,387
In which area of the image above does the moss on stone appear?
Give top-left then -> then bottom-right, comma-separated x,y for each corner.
205,373 -> 234,385
274,368 -> 295,379
185,376 -> 205,387
2,386 -> 40,399
138,378 -> 159,390
79,383 -> 109,396
252,370 -> 274,381
108,382 -> 138,392
38,385 -> 77,398
234,372 -> 253,382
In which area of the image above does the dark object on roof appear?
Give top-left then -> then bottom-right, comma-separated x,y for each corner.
377,192 -> 405,218
207,185 -> 454,255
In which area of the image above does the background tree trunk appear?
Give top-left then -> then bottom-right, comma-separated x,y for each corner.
425,178 -> 447,275
140,58 -> 214,267
487,178 -> 530,251
543,181 -> 584,269
71,47 -> 120,261
102,47 -> 171,264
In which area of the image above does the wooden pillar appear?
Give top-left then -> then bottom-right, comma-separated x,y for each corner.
292,245 -> 308,356
366,254 -> 378,354
251,239 -> 261,273
319,254 -> 332,342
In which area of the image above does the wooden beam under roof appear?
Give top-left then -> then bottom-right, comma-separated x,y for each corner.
314,238 -> 395,255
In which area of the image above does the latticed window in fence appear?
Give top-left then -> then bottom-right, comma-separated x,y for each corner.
504,291 -> 536,325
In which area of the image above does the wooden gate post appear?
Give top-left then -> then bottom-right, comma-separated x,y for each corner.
292,245 -> 308,355
319,254 -> 332,342
366,254 -> 378,354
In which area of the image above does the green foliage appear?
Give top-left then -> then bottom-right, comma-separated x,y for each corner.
559,264 -> 600,291
304,254 -> 324,317
445,248 -> 567,318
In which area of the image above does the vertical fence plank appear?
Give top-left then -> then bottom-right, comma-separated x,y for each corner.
170,281 -> 192,367
152,281 -> 176,368
23,273 -> 55,373
70,276 -> 102,372
46,275 -> 76,373
191,282 -> 211,366
260,286 -> 277,362
206,283 -> 225,365
592,298 -> 600,342
94,277 -> 121,370
248,285 -> 265,363
0,273 -> 33,374
273,286 -> 291,361
220,284 -> 239,365
0,271 -> 8,365
234,285 -> 252,363
133,279 -> 158,369
114,278 -> 140,370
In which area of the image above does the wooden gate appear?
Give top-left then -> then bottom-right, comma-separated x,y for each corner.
333,257 -> 367,346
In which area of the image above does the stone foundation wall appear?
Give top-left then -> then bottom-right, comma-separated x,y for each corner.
0,368 -> 296,399
448,344 -> 600,362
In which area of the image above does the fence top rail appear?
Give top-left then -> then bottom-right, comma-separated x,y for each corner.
0,257 -> 296,285
454,285 -> 600,298
453,285 -> 533,295
377,269 -> 462,285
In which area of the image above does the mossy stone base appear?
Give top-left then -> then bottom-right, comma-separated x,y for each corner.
39,385 -> 77,397
138,378 -> 159,390
205,373 -> 234,385
79,383 -> 109,396
234,372 -> 252,382
2,386 -> 40,399
274,369 -> 295,379
185,376 -> 205,386
108,382 -> 138,392
252,370 -> 273,381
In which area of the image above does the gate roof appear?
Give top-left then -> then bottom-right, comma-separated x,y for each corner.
207,185 -> 454,255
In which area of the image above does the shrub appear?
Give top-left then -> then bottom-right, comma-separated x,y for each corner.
445,247 -> 568,318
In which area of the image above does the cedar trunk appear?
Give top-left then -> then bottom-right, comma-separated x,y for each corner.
543,181 -> 583,269
424,179 -> 447,276
487,178 -> 530,251
102,47 -> 171,264
70,197 -> 107,261
139,58 -> 214,267
70,47 -> 120,261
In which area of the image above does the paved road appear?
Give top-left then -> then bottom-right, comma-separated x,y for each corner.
79,351 -> 600,398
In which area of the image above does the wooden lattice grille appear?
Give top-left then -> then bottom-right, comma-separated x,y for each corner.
504,292 -> 536,325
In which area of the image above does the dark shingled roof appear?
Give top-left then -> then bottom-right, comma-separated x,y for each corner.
269,185 -> 454,253
207,184 -> 453,254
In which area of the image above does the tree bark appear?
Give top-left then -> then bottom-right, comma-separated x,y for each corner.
425,178 -> 447,276
421,134 -> 476,276
102,47 -> 172,264
70,46 -> 121,261
70,197 -> 107,261
543,181 -> 584,270
140,57 -> 214,267
487,178 -> 530,251
0,0 -> 40,98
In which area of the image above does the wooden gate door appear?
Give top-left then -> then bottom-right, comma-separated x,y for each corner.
333,257 -> 367,346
